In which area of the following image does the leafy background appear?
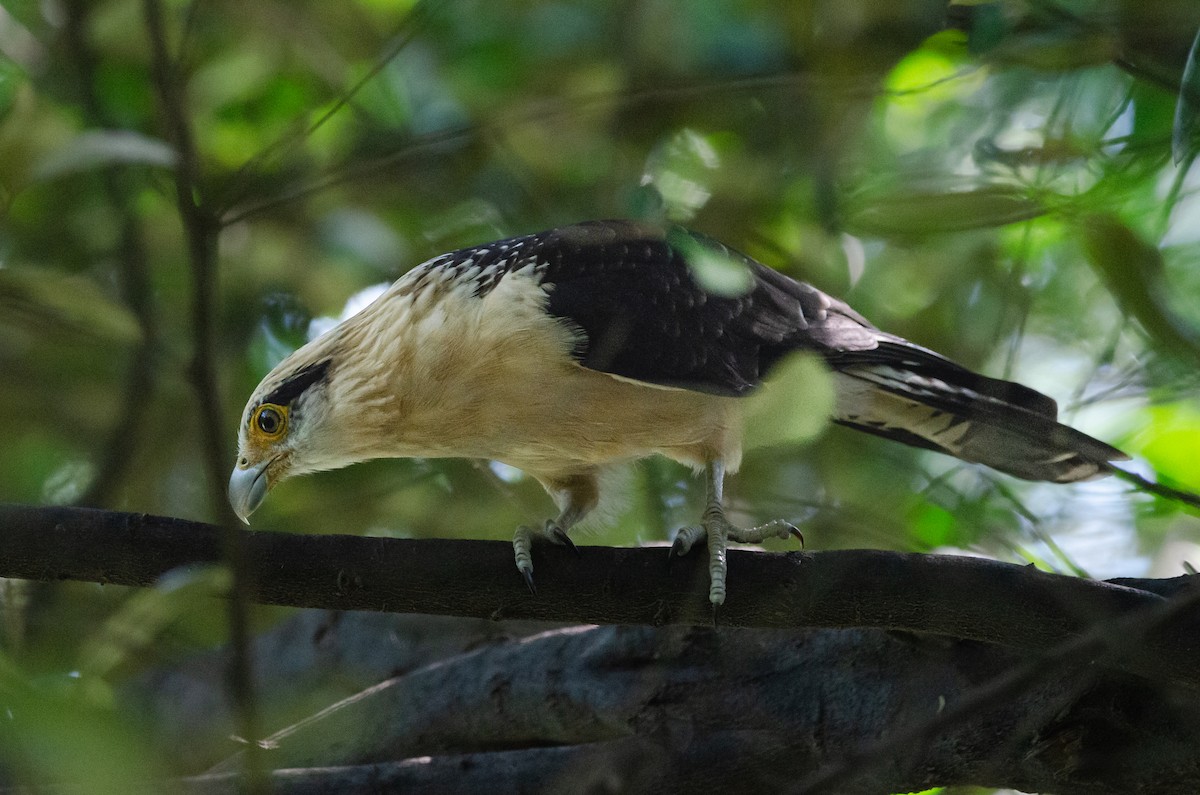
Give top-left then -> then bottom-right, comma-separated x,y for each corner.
1,0 -> 1199,791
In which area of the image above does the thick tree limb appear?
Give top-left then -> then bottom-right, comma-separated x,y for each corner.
9,503 -> 1200,792
2,504 -> 1199,689
184,624 -> 1200,794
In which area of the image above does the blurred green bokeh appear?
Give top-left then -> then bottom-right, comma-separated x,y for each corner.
1,0 -> 1199,789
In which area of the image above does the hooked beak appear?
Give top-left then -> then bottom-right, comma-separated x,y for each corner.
228,459 -> 272,524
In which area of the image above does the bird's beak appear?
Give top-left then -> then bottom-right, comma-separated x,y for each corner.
228,459 -> 272,524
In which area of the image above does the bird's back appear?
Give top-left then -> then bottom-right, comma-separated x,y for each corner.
367,220 -> 1127,482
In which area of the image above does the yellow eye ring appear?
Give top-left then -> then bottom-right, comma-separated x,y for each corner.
252,404 -> 288,438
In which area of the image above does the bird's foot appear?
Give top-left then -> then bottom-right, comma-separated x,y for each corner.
512,520 -> 578,594
671,516 -> 802,606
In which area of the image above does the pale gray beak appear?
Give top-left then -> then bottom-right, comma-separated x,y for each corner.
228,459 -> 271,524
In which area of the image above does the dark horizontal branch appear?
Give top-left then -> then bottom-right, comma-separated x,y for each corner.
2,504 -> 1198,688
183,750 -> 609,795
193,623 -> 1200,795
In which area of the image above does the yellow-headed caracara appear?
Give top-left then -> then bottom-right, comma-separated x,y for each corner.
229,220 -> 1128,606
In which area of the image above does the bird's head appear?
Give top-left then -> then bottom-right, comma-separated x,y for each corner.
228,354 -> 338,523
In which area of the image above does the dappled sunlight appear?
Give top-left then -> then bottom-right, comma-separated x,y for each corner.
2,1 -> 1199,792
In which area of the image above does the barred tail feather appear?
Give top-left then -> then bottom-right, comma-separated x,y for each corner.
830,365 -> 1129,483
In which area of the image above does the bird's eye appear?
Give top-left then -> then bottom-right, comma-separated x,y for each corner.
254,405 -> 287,438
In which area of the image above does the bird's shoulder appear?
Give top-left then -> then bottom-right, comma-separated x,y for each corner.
402,220 -> 876,395
405,219 -> 685,295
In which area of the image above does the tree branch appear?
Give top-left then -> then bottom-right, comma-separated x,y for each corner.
186,624 -> 1200,794
139,1 -> 262,787
61,0 -> 160,508
2,504 -> 1198,689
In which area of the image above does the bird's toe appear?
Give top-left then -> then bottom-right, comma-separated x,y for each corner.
549,522 -> 579,555
671,525 -> 705,558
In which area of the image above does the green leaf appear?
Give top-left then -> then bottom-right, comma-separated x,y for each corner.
908,503 -> 958,549
0,267 -> 141,344
31,130 -> 176,182
642,128 -> 722,223
1080,214 -> 1200,365
78,566 -> 231,687
1131,81 -> 1176,151
845,186 -> 1044,237
673,231 -> 755,298
743,353 -> 835,451
962,2 -> 1008,56
1173,26 -> 1200,165
357,0 -> 421,16
0,645 -> 167,794
94,63 -> 156,127
0,53 -> 24,121
1133,403 -> 1200,492
984,30 -> 1116,71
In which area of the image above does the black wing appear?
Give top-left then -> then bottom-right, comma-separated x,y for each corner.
432,219 -> 1047,405
520,219 -> 878,395
430,219 -> 1056,412
427,220 -> 1127,481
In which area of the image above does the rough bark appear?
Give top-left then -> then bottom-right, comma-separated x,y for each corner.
1,505 -> 1197,686
178,622 -> 1200,794
6,504 -> 1200,793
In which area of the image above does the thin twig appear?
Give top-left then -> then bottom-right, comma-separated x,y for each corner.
1108,465 -> 1200,511
217,70 -> 868,226
211,0 -> 437,215
140,1 -> 265,790
61,0 -> 160,508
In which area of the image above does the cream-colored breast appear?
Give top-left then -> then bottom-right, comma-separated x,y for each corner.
330,266 -> 745,477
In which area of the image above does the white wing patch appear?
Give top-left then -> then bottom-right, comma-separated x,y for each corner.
597,370 -> 690,391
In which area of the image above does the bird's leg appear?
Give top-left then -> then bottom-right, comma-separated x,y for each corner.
513,473 -> 596,594
671,461 -> 803,607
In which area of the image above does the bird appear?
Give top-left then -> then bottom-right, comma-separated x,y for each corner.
228,219 -> 1129,606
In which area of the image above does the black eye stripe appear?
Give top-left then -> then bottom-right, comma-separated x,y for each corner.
262,359 -> 331,406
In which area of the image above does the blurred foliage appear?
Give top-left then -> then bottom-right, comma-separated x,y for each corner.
1,0 -> 1200,789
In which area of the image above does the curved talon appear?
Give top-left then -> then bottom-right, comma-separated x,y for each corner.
550,524 -> 579,555
671,525 -> 704,559
512,525 -> 537,595
786,523 -> 805,547
513,516 -> 583,594
667,534 -> 688,571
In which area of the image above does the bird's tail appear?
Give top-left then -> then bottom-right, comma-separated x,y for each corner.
828,352 -> 1129,483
